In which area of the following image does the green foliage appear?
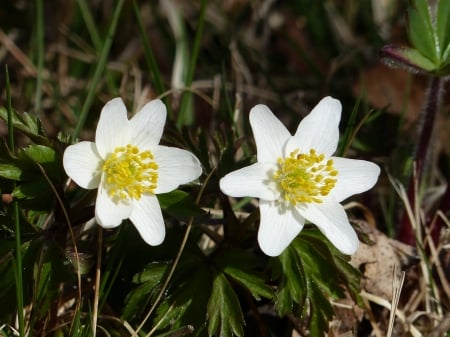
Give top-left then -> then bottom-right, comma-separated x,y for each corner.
388,0 -> 450,75
0,143 -> 61,211
214,249 -> 274,302
408,0 -> 436,62
0,107 -> 48,145
271,228 -> 361,335
436,0 -> 450,61
123,262 -> 169,320
158,190 -> 206,219
207,272 -> 244,337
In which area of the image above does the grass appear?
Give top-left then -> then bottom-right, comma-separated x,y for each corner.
0,1 -> 449,336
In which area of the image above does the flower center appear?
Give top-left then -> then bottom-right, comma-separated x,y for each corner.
273,149 -> 338,205
102,144 -> 158,201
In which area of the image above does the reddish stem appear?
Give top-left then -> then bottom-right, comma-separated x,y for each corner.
397,76 -> 443,245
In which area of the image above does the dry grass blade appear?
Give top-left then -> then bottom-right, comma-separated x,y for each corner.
386,266 -> 405,337
361,291 -> 423,337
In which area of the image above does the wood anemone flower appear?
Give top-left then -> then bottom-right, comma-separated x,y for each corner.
220,97 -> 380,256
63,98 -> 202,245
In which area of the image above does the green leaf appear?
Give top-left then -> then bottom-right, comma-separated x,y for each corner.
132,262 -> 169,284
271,244 -> 306,315
19,144 -> 62,182
22,144 -> 56,163
0,163 -> 23,181
223,266 -> 274,301
207,272 -> 244,337
408,0 -> 437,62
295,234 -> 346,299
0,107 -> 48,145
12,179 -> 50,199
271,228 -> 361,334
437,0 -> 450,61
213,249 -> 274,301
123,262 -> 169,320
299,229 -> 361,301
308,281 -> 334,337
153,264 -> 212,334
381,45 -> 436,72
157,190 -> 205,219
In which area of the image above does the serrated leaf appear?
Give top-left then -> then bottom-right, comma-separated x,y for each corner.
272,244 -> 306,315
308,281 -> 334,337
207,273 -> 244,337
271,228 -> 361,334
0,107 -> 48,145
332,252 -> 362,305
295,236 -> 345,299
20,111 -> 41,135
153,264 -> 211,334
223,265 -> 274,301
123,281 -> 161,321
299,229 -> 361,300
212,249 -> 274,302
123,262 -> 168,320
408,0 -> 437,62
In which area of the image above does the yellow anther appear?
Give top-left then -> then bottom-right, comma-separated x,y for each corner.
102,144 -> 159,201
273,148 -> 338,205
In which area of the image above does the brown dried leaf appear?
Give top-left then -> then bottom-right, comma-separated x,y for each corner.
351,221 -> 416,300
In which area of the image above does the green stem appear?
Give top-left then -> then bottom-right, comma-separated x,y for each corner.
176,0 -> 207,128
92,228 -> 103,337
76,0 -> 102,49
76,0 -> 117,94
132,0 -> 165,98
6,65 -> 25,336
72,0 -> 125,141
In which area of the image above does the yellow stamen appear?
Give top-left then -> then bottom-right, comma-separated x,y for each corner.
273,149 -> 338,205
102,144 -> 158,201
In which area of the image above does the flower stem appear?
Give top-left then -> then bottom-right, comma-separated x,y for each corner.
92,228 -> 103,337
6,65 -> 25,336
397,76 -> 444,245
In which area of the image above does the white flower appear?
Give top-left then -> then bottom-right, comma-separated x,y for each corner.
63,98 -> 202,245
220,97 -> 380,256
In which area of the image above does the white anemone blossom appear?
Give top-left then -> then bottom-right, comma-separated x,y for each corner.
63,98 -> 202,245
220,97 -> 380,256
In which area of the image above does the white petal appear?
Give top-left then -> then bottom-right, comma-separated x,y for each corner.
129,195 -> 165,246
330,157 -> 380,202
249,105 -> 290,163
288,97 -> 341,157
299,200 -> 359,254
95,178 -> 132,228
258,200 -> 304,256
129,99 -> 167,149
220,163 -> 278,200
95,97 -> 130,158
152,146 -> 202,194
63,141 -> 102,189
